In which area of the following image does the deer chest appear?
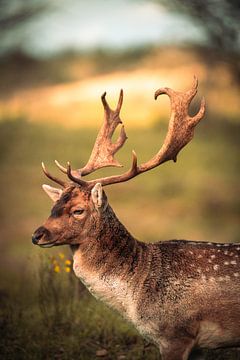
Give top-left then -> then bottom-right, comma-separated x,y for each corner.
73,255 -> 139,322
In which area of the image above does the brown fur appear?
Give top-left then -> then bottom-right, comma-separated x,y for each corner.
33,186 -> 240,360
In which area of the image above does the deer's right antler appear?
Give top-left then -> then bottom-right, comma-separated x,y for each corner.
43,77 -> 205,188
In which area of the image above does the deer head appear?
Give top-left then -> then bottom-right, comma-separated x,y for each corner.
32,77 -> 205,248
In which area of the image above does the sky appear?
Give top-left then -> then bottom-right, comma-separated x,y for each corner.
3,0 -> 206,56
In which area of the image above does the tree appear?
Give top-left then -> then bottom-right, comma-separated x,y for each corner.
152,0 -> 240,82
0,0 -> 50,55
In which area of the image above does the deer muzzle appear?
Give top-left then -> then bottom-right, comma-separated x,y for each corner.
32,226 -> 55,247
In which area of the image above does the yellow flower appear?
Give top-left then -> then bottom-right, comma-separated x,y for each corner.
52,259 -> 58,265
54,265 -> 60,273
58,252 -> 65,259
65,267 -> 71,273
65,259 -> 71,265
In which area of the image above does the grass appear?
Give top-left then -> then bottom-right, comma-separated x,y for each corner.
0,116 -> 239,359
0,253 -> 158,360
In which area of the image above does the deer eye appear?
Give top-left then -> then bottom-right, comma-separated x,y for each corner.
72,209 -> 85,217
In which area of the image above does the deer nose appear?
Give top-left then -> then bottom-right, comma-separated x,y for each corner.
32,226 -> 46,244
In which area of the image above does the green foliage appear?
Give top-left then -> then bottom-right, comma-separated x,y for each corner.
0,254 -> 158,359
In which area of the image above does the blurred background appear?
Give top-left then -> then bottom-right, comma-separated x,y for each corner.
0,0 -> 239,359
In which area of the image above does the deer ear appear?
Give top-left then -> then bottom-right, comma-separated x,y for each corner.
91,183 -> 104,209
42,184 -> 63,202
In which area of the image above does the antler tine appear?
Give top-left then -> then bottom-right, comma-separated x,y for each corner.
66,162 -> 87,187
55,159 -> 88,186
87,78 -> 206,187
55,160 -> 67,174
185,75 -> 199,106
116,89 -> 123,113
154,86 -> 174,100
122,150 -> 138,179
101,91 -> 110,113
101,89 -> 123,115
191,97 -> 206,126
42,162 -> 68,188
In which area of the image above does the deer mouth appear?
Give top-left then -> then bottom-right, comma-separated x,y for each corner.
39,241 -> 57,248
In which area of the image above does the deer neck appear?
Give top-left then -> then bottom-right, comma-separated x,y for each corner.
72,204 -> 142,274
71,205 -> 147,313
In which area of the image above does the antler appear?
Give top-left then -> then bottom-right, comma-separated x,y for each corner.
41,162 -> 68,188
86,76 -> 205,187
42,77 -> 205,188
55,90 -> 127,179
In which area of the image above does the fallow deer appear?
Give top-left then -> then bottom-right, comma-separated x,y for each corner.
32,78 -> 240,360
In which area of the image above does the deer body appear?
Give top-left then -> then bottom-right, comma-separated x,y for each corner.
32,80 -> 240,359
71,202 -> 240,358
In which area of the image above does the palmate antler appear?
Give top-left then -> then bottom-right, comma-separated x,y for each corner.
42,77 -> 206,188
55,89 -> 127,177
